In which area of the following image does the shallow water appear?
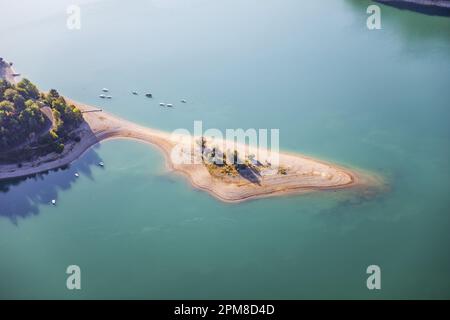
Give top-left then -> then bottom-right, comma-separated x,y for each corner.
0,0 -> 449,299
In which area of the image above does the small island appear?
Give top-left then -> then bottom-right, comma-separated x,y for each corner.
0,59 -> 380,202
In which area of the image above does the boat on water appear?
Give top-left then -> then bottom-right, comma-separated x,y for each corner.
74,173 -> 79,177
106,95 -> 112,99
132,91 -> 138,95
181,99 -> 187,103
99,162 -> 104,167
99,94 -> 106,98
51,200 -> 56,205
159,103 -> 166,107
145,93 -> 153,98
102,88 -> 109,92
166,103 -> 173,108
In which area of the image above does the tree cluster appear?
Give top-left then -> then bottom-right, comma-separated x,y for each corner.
0,79 -> 83,155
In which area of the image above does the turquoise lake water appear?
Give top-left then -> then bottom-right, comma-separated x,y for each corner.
0,0 -> 449,299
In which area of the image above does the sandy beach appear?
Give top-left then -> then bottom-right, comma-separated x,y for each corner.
0,96 -> 381,202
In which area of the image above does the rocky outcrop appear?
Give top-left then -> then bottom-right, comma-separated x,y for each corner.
0,58 -> 16,83
374,0 -> 450,16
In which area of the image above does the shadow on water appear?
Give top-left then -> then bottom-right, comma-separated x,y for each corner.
0,147 -> 103,224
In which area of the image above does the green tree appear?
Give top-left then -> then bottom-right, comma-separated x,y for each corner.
233,150 -> 239,164
12,94 -> 25,110
3,88 -> 18,102
0,100 -> 14,113
16,78 -> 39,100
45,89 -> 60,106
0,80 -> 12,100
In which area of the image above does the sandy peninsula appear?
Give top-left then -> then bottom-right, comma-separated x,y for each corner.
0,63 -> 380,203
0,99 -> 381,202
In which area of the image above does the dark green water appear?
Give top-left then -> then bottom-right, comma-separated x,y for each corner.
0,0 -> 449,299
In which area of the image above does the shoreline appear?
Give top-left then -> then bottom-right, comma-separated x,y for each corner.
0,98 -> 382,202
374,0 -> 450,16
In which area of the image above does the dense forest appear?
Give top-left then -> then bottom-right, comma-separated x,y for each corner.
0,78 -> 83,162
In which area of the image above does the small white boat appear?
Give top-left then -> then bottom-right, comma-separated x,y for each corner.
51,199 -> 56,205
99,162 -> 104,167
74,173 -> 79,178
106,95 -> 112,99
99,94 -> 106,98
166,103 -> 173,108
159,103 -> 166,107
181,99 -> 187,103
132,91 -> 138,95
102,88 -> 109,92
